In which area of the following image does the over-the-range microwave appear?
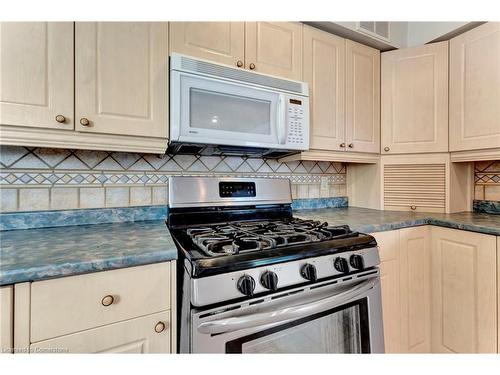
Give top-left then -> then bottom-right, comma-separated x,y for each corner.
168,53 -> 310,157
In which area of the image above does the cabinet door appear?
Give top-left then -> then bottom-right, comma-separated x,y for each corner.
345,40 -> 380,153
431,227 -> 497,353
169,22 -> 245,67
75,22 -> 168,138
30,311 -> 171,354
303,26 -> 345,151
0,286 -> 13,354
370,230 -> 401,353
0,22 -> 74,130
399,226 -> 431,353
245,22 -> 303,80
381,41 -> 448,154
449,22 -> 500,151
498,236 -> 500,354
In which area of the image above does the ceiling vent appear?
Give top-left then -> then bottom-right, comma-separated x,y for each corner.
357,22 -> 391,42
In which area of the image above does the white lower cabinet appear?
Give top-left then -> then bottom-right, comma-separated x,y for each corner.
430,227 -> 497,353
374,226 -> 499,354
13,261 -> 176,354
371,226 -> 431,353
30,311 -> 170,354
0,285 -> 13,354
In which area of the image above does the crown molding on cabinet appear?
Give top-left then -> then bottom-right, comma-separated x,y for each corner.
450,148 -> 500,163
0,125 -> 168,154
279,150 -> 380,164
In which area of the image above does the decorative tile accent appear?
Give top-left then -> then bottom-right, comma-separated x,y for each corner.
0,146 -> 347,213
474,161 -> 500,204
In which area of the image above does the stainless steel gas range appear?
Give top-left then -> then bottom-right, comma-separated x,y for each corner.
166,176 -> 384,354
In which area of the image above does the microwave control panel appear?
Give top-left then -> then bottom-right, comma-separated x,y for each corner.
286,98 -> 306,146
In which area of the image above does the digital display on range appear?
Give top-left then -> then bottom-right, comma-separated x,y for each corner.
219,182 -> 256,198
289,99 -> 302,105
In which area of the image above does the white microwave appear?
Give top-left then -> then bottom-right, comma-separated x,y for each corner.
169,53 -> 310,157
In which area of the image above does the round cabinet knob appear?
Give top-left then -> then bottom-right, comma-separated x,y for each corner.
334,257 -> 349,274
55,115 -> 66,123
340,143 -> 346,148
154,321 -> 166,333
384,147 -> 390,152
349,254 -> 365,270
249,63 -> 256,70
237,275 -> 256,296
410,205 -> 417,210
101,295 -> 114,307
348,143 -> 354,148
236,60 -> 243,67
260,270 -> 278,291
80,117 -> 90,127
300,263 -> 317,282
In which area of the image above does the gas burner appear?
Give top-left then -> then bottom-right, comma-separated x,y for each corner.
184,218 -> 358,257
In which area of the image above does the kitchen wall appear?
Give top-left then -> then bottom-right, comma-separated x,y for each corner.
0,146 -> 347,212
474,160 -> 500,202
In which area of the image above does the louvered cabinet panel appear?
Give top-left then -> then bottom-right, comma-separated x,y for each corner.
384,164 -> 446,212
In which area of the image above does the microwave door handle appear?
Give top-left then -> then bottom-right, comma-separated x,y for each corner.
197,277 -> 378,335
277,95 -> 287,145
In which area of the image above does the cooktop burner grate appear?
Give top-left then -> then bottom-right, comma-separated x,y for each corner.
184,219 -> 359,257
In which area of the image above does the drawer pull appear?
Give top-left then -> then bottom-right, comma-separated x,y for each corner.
101,295 -> 115,307
80,117 -> 90,126
154,321 -> 166,333
384,147 -> 390,152
410,205 -> 417,210
55,115 -> 66,123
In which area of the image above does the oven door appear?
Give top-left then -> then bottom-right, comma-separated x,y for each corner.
191,273 -> 384,353
171,71 -> 289,148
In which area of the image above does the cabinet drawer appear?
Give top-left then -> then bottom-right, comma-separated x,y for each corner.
31,262 -> 170,343
30,311 -> 170,354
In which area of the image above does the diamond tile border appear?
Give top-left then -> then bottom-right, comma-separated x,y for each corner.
0,146 -> 348,212
474,161 -> 500,185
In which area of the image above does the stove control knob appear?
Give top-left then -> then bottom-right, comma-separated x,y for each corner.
300,263 -> 317,282
260,271 -> 279,291
349,254 -> 365,270
334,257 -> 349,273
237,275 -> 256,296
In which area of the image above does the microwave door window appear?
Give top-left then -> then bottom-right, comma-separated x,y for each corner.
189,88 -> 272,135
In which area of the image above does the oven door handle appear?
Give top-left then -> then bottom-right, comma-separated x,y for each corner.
197,277 -> 378,335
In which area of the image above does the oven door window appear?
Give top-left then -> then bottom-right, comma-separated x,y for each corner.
225,300 -> 370,354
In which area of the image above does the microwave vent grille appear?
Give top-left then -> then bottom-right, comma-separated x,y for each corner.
179,56 -> 304,94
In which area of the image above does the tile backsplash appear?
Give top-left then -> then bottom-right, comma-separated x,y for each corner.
474,160 -> 500,202
0,146 -> 347,212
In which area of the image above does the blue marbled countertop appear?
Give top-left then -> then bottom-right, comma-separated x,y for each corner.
1,206 -> 498,286
0,220 -> 177,286
294,207 -> 500,236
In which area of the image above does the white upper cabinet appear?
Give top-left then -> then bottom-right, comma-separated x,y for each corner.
169,22 -> 245,67
245,22 -> 303,80
304,26 -> 345,151
381,41 -> 449,154
75,22 -> 169,138
449,22 -> 500,152
0,22 -> 74,130
345,40 -> 380,153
